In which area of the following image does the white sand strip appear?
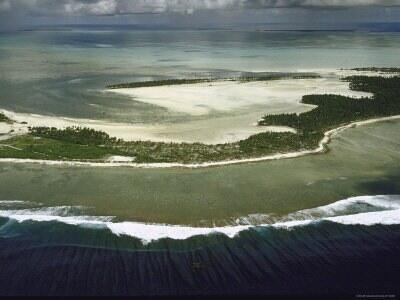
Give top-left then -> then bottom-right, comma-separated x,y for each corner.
1,115 -> 399,169
0,73 -> 372,144
0,109 -> 295,145
0,122 -> 28,141
107,78 -> 372,116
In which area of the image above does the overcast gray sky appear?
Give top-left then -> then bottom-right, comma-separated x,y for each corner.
1,0 -> 400,30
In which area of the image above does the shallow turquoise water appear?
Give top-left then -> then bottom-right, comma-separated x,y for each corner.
0,119 -> 399,225
0,28 -> 400,295
0,28 -> 399,225
0,29 -> 400,122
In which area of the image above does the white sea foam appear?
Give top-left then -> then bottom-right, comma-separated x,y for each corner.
0,201 -> 29,205
274,209 -> 400,228
285,195 -> 400,220
0,200 -> 40,208
0,195 -> 399,243
106,156 -> 136,163
95,44 -> 112,48
317,195 -> 400,211
0,207 -> 249,242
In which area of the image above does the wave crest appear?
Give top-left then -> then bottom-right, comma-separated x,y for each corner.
0,195 -> 399,243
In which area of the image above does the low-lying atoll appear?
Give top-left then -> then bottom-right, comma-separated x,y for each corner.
0,69 -> 399,166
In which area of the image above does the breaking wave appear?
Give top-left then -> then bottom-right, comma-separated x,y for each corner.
0,195 -> 399,244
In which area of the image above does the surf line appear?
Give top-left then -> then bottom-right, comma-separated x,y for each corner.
1,195 -> 400,243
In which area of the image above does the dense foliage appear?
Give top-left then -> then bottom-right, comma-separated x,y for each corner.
253,76 -> 400,155
238,73 -> 320,82
107,79 -> 214,89
0,112 -> 12,123
30,126 -> 121,145
260,76 -> 400,132
0,136 -> 119,160
351,67 -> 400,73
1,75 -> 400,163
107,73 -> 319,89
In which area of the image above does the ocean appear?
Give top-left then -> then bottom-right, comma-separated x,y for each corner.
0,197 -> 400,295
0,27 -> 400,296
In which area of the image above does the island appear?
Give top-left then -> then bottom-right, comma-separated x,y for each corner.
0,69 -> 399,166
0,113 -> 11,124
106,72 -> 321,89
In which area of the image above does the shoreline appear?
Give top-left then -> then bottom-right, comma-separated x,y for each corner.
0,108 -> 298,145
0,70 -> 374,145
1,114 -> 399,169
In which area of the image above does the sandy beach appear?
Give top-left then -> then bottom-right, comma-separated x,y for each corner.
0,69 -> 390,168
107,77 -> 371,116
1,72 -> 372,145
1,108 -> 296,144
1,114 -> 399,169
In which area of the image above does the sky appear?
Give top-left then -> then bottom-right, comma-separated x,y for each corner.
1,0 -> 400,30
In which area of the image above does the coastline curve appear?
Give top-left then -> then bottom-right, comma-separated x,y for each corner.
1,115 -> 399,169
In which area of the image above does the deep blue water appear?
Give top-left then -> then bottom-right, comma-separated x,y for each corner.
0,218 -> 399,296
1,27 -> 400,296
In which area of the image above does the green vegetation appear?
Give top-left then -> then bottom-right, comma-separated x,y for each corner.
30,126 -> 122,145
107,78 -> 215,89
0,112 -> 12,124
107,73 -> 320,89
1,75 -> 399,164
351,67 -> 400,73
0,135 -> 120,161
257,76 -> 400,154
237,73 -> 320,83
26,127 -> 242,163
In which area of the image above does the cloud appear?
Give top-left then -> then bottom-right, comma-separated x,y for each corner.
243,0 -> 400,8
1,0 -> 399,16
64,0 -> 117,15
0,0 -> 10,12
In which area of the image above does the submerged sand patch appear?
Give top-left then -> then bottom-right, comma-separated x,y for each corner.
1,109 -> 288,144
1,71 -> 373,145
108,77 -> 371,116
